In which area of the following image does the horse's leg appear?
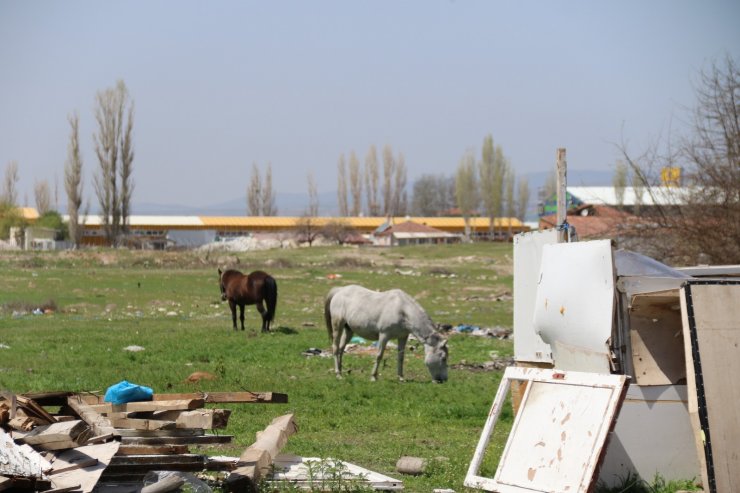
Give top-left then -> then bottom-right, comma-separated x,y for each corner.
332,321 -> 352,379
239,303 -> 245,331
371,333 -> 391,382
396,335 -> 409,382
229,300 -> 237,330
256,301 -> 268,332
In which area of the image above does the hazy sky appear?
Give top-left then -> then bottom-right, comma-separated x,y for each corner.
1,1 -> 738,210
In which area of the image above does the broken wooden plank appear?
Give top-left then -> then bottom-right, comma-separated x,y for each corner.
120,434 -> 233,446
227,413 -> 297,492
87,398 -> 205,414
168,409 -> 231,429
107,417 -> 176,431
18,420 -> 89,451
8,415 -> 35,431
13,395 -> 57,425
152,392 -> 287,404
66,395 -> 116,437
115,427 -> 204,438
116,444 -> 190,456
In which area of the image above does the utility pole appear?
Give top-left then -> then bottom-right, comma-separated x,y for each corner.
556,148 -> 567,242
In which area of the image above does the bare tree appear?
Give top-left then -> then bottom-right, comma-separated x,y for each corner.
307,171 -> 319,217
92,80 -> 134,246
516,177 -> 530,222
365,145 -> 380,216
393,151 -> 407,216
1,160 -> 19,206
412,173 -> 454,216
455,151 -> 479,238
262,163 -> 277,216
337,154 -> 348,216
382,144 -> 395,216
247,162 -> 262,216
348,151 -> 362,216
321,218 -> 353,245
621,55 -> 740,264
34,180 -> 52,215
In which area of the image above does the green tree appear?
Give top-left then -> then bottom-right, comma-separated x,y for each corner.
455,151 -> 479,239
64,112 -> 85,247
365,145 -> 380,216
613,160 -> 628,209
348,151 -> 362,216
337,154 -> 348,216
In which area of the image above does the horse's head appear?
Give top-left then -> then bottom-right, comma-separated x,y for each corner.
424,335 -> 449,383
217,268 -> 227,301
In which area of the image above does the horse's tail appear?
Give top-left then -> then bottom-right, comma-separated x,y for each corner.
324,287 -> 340,341
263,275 -> 278,322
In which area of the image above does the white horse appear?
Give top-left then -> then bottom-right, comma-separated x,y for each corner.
324,285 -> 448,382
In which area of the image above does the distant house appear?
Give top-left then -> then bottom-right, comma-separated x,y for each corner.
371,220 -> 462,247
539,204 -> 635,240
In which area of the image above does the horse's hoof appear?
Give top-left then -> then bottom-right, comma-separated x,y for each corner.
335,374 -> 343,380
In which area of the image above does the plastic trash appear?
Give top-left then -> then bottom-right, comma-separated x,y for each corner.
104,380 -> 154,404
350,336 -> 367,344
143,471 -> 212,493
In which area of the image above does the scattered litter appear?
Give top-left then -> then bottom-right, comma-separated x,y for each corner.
104,380 -> 154,404
301,348 -> 331,358
143,470 -> 212,493
301,321 -> 316,327
165,311 -> 178,317
0,343 -> 9,349
452,324 -> 512,339
32,308 -> 43,315
350,336 -> 367,344
123,345 -> 145,352
326,273 -> 342,280
452,356 -> 514,372
395,269 -> 420,276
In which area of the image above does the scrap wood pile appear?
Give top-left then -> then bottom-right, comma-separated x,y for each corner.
0,389 -> 293,492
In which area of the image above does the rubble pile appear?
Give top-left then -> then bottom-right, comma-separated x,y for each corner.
0,390 -> 288,492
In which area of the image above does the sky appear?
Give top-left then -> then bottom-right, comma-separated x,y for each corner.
1,0 -> 739,212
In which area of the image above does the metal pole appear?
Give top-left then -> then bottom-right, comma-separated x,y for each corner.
556,148 -> 567,242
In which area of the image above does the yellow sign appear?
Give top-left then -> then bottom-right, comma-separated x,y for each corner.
660,167 -> 681,187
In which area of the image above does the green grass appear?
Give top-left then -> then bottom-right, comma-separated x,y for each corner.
0,243 -> 514,492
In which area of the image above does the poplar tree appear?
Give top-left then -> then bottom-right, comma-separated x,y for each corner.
64,113 -> 84,247
247,163 -> 262,216
348,151 -> 362,216
337,154 -> 348,216
365,145 -> 380,216
455,151 -> 479,239
92,80 -> 134,245
382,144 -> 395,216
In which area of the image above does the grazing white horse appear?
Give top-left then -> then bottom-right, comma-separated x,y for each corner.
324,285 -> 448,382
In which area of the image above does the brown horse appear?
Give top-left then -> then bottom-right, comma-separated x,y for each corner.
218,268 -> 278,332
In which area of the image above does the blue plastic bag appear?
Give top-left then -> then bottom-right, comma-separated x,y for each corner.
104,380 -> 154,404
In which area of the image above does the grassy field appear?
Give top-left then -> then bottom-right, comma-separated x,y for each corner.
0,243 -> 516,491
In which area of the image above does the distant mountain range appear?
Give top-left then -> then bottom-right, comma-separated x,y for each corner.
129,169 -> 614,217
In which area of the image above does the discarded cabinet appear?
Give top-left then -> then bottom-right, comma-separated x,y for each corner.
469,230 -> 740,492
